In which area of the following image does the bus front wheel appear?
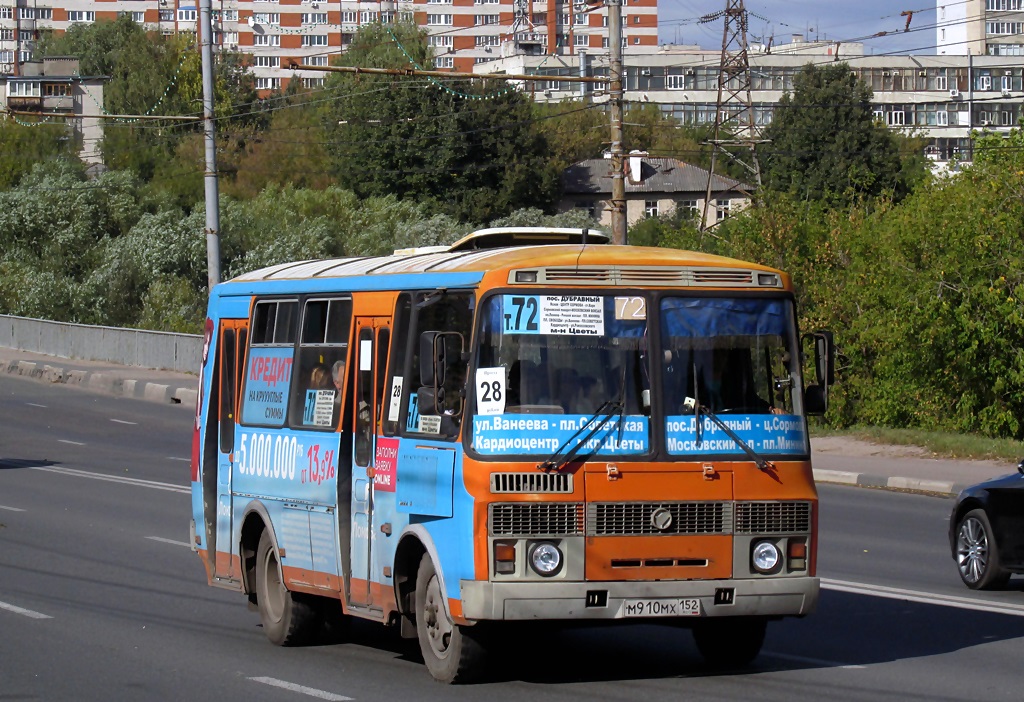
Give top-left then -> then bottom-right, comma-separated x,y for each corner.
692,616 -> 767,668
255,530 -> 318,646
414,553 -> 486,683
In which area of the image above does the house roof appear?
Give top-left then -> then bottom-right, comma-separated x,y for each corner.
562,157 -> 753,196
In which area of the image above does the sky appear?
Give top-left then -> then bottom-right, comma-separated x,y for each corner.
659,1 -> 941,56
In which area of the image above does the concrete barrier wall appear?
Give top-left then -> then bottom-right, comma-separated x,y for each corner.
0,315 -> 201,373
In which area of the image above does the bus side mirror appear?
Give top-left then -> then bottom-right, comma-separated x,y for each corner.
803,384 -> 826,416
813,330 -> 836,386
419,331 -> 445,387
417,385 -> 439,416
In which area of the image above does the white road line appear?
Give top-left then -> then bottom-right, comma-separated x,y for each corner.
26,403 -> 46,408
0,600 -> 52,620
0,505 -> 26,512
249,677 -> 353,701
822,578 -> 1024,617
146,536 -> 192,548
110,419 -> 138,425
167,457 -> 190,462
58,439 -> 85,446
30,466 -> 190,494
762,651 -> 865,669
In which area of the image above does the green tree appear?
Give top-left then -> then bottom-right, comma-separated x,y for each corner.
760,63 -> 915,205
0,117 -> 77,189
320,21 -> 557,222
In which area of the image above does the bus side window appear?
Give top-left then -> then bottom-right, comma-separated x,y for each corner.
383,293 -> 412,436
404,291 -> 472,439
239,298 -> 300,428
219,328 -> 236,453
354,327 -> 374,466
289,297 -> 352,430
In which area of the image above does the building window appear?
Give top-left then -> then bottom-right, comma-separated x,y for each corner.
301,12 -> 327,24
131,11 -> 144,22
302,34 -> 328,46
475,0 -> 501,4
0,50 -> 14,63
342,10 -> 357,22
644,200 -> 659,218
254,34 -> 281,47
987,21 -> 1024,34
574,12 -> 587,24
633,15 -> 641,23
574,34 -> 588,46
177,9 -> 197,22
429,35 -> 453,48
988,0 -> 1024,9
475,14 -> 499,24
427,13 -> 452,24
8,81 -> 41,97
223,9 -> 238,21
359,10 -> 377,23
303,77 -> 325,88
253,55 -> 280,67
0,7 -> 11,19
159,9 -> 173,21
633,36 -> 641,44
716,199 -> 731,221
306,55 -> 328,66
0,29 -> 11,40
43,83 -> 69,97
19,30 -> 33,41
255,77 -> 280,90
475,35 -> 500,46
67,10 -> 95,22
253,13 -> 280,25
435,56 -> 454,68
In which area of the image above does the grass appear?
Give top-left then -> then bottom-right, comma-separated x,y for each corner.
810,425 -> 1024,464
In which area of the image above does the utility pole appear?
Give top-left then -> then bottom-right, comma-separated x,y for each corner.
701,0 -> 763,231
199,0 -> 221,290
607,0 -> 626,245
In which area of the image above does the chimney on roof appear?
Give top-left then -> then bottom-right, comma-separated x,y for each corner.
627,149 -> 648,183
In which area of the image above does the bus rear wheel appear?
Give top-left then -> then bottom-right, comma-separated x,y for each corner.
255,530 -> 318,646
692,616 -> 767,668
414,553 -> 486,683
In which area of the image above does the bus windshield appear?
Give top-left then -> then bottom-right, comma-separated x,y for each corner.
469,293 -> 808,459
659,296 -> 808,456
471,293 -> 651,458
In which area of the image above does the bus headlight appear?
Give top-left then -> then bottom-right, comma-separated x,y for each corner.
751,540 -> 781,573
528,542 -> 563,577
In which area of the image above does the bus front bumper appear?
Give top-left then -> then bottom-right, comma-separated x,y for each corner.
460,576 -> 819,621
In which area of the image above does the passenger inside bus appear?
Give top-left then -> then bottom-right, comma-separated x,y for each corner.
701,349 -> 782,414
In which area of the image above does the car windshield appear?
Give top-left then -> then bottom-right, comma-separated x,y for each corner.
470,293 -> 651,458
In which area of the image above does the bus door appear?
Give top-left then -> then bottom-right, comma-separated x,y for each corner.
214,318 -> 247,582
349,318 -> 390,607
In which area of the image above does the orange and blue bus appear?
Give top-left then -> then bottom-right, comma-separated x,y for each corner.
190,227 -> 835,682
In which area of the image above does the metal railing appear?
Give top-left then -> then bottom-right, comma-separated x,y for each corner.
0,314 -> 201,373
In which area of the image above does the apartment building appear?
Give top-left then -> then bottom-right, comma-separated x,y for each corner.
0,0 -> 658,90
937,0 -> 1024,56
481,36 -> 1024,168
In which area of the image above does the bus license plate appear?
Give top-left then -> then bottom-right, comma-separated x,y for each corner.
620,598 -> 702,618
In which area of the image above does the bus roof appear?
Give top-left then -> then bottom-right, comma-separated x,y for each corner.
225,229 -> 788,292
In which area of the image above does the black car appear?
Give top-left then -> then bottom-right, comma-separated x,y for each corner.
949,460 -> 1024,590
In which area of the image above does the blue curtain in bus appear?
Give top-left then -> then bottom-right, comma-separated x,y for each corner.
660,298 -> 788,338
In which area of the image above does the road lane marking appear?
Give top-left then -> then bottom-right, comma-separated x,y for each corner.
167,457 -> 190,462
146,536 -> 192,548
110,419 -> 138,425
0,600 -> 52,620
0,505 -> 26,512
822,578 -> 1024,617
30,466 -> 189,494
58,440 -> 85,446
762,651 -> 865,669
26,403 -> 47,408
249,677 -> 353,701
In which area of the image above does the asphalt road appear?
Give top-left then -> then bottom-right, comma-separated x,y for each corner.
1,373 -> 1023,701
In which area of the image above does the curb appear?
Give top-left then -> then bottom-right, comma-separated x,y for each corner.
813,468 -> 967,497
3,359 -> 197,409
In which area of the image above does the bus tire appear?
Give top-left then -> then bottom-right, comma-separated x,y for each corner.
414,553 -> 486,683
255,530 -> 318,646
692,616 -> 767,668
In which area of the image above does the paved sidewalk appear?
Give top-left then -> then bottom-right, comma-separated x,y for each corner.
0,348 -> 1016,496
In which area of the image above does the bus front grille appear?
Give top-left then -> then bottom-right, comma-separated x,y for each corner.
488,503 -> 584,536
735,501 -> 812,534
490,472 -> 573,494
587,502 -> 734,536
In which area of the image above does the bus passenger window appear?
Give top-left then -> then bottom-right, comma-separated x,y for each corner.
354,328 -> 374,466
240,299 -> 299,427
289,297 -> 351,430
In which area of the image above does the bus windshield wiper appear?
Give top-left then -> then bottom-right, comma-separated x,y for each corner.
537,400 -> 624,473
683,397 -> 774,473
